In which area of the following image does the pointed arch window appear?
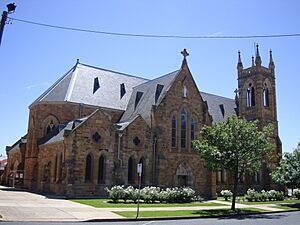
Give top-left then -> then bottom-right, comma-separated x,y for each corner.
98,155 -> 105,184
46,120 -> 56,135
181,108 -> 187,148
263,83 -> 270,107
128,157 -> 134,183
171,114 -> 177,148
183,85 -> 187,97
190,116 -> 196,144
85,154 -> 92,182
246,83 -> 255,107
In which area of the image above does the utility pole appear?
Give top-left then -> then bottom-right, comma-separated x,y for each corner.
0,3 -> 16,47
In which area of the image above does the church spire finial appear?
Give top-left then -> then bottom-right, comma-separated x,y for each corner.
269,49 -> 274,64
237,50 -> 243,73
255,44 -> 262,66
252,56 -> 254,67
181,48 -> 189,68
269,49 -> 275,74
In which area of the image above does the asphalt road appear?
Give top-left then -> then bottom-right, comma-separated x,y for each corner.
0,211 -> 299,225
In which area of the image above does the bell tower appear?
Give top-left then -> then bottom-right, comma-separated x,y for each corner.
237,45 -> 278,127
236,44 -> 282,189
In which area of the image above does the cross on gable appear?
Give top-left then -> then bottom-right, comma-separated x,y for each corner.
181,48 -> 189,59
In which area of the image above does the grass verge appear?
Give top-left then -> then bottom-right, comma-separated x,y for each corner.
271,203 -> 300,211
241,199 -> 300,205
217,197 -> 300,205
70,199 -> 225,208
114,208 -> 268,218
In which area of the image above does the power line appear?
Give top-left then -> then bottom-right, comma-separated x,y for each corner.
9,17 -> 300,40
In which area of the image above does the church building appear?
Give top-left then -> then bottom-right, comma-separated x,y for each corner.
4,46 -> 281,197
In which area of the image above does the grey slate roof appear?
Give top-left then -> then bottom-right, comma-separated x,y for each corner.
6,134 -> 27,153
31,61 -> 236,130
40,117 -> 88,145
119,70 -> 180,126
32,63 -> 148,111
200,92 -> 237,124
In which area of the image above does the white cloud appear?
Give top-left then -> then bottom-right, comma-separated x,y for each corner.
26,82 -> 49,90
207,32 -> 223,37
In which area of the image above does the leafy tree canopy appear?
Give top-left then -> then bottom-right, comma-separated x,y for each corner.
271,142 -> 300,189
193,116 -> 273,174
192,116 -> 273,210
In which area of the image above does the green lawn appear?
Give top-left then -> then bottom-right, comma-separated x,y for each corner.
241,199 -> 300,205
271,203 -> 300,211
217,197 -> 300,205
70,199 -> 226,208
114,208 -> 268,218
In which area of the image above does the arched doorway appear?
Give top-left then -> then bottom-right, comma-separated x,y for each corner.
175,161 -> 193,187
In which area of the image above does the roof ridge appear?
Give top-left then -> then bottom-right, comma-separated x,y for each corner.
200,91 -> 234,101
30,64 -> 77,108
77,62 -> 149,81
132,69 -> 181,90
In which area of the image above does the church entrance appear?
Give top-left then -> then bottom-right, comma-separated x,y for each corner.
175,162 -> 193,187
177,175 -> 188,187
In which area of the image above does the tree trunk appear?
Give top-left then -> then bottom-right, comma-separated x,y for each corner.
231,170 -> 239,211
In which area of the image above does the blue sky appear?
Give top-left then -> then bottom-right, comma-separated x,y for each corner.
0,0 -> 299,158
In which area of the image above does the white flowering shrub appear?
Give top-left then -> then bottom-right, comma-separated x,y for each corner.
294,188 -> 300,200
245,188 -> 258,202
245,189 -> 284,202
141,186 -> 160,203
105,185 -> 125,203
125,186 -> 138,203
220,189 -> 232,201
259,190 -> 268,202
106,185 -> 197,203
163,187 -> 195,203
181,187 -> 196,203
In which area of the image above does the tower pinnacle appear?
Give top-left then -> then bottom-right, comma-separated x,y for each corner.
237,50 -> 243,74
255,44 -> 262,66
269,49 -> 275,74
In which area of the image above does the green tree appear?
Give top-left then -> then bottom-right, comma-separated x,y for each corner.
192,116 -> 273,210
271,143 -> 300,190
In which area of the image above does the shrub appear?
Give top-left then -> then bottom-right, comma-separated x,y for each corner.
244,189 -> 285,202
125,186 -> 138,203
141,186 -> 160,203
106,185 -> 197,204
273,191 -> 284,201
192,195 -> 204,202
105,185 -> 125,203
220,189 -> 233,201
180,187 -> 196,203
245,188 -> 258,202
294,189 -> 300,200
259,190 -> 268,202
266,190 -> 278,201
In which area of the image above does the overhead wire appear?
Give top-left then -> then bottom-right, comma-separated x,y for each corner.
8,17 -> 300,39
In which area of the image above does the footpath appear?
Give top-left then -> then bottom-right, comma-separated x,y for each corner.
0,186 -> 283,222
